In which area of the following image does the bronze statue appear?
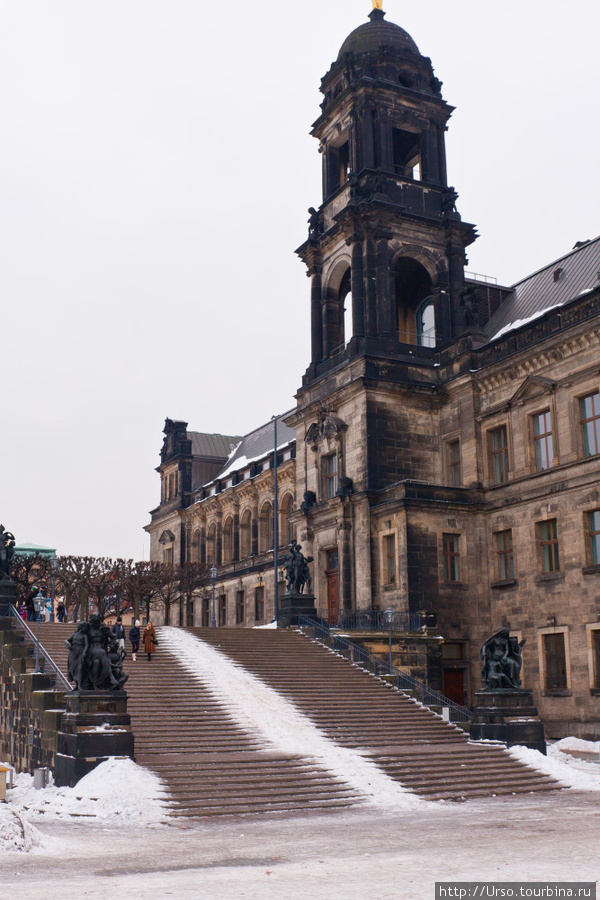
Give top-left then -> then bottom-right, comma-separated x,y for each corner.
480,626 -> 526,690
283,541 -> 313,595
0,525 -> 16,580
65,615 -> 127,691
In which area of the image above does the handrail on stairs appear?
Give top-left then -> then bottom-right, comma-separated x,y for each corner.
296,614 -> 473,727
7,605 -> 71,691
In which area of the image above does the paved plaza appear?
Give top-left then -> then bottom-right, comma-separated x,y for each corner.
2,789 -> 599,900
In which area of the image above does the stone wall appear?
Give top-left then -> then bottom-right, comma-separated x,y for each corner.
0,619 -> 66,773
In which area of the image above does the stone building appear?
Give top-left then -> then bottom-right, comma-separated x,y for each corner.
146,9 -> 600,738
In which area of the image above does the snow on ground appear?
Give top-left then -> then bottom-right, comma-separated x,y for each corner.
554,736 -> 600,754
508,741 -> 600,791
4,757 -> 170,839
159,626 -> 422,810
0,805 -> 43,853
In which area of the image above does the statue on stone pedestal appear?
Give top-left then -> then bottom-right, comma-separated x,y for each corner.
283,541 -> 313,595
480,626 -> 526,691
0,525 -> 16,580
66,614 -> 128,691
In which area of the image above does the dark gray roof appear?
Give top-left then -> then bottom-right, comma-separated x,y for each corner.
209,411 -> 296,483
189,432 -> 241,460
338,14 -> 420,60
485,236 -> 600,341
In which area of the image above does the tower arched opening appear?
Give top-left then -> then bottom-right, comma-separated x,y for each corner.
395,257 -> 434,346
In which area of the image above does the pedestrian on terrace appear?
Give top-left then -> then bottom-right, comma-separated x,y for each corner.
129,620 -> 141,661
111,617 -> 126,655
143,620 -> 157,662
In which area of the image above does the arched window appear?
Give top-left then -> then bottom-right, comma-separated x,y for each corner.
416,297 -> 436,347
222,517 -> 233,564
199,528 -> 206,565
193,530 -> 202,563
240,509 -> 252,559
339,268 -> 352,347
259,502 -> 273,554
206,524 -> 216,565
279,494 -> 294,547
395,257 -> 434,345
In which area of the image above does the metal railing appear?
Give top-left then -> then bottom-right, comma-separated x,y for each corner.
297,615 -> 473,727
322,608 -> 429,632
8,606 -> 70,691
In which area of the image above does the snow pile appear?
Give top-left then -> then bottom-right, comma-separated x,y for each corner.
0,806 -> 43,853
9,757 -> 170,823
159,627 -> 422,810
508,740 -> 600,791
554,736 -> 600,754
490,303 -> 563,342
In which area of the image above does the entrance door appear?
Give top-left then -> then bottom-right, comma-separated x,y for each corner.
326,548 -> 340,626
442,668 -> 465,706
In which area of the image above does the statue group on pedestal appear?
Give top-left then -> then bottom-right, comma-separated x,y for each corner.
480,626 -> 526,691
0,525 -> 16,580
283,541 -> 313,595
66,615 -> 128,691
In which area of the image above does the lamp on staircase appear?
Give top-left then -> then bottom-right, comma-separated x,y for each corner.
384,606 -> 394,673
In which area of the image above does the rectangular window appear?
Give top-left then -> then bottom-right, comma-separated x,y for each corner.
218,595 -> 226,626
323,454 -> 338,499
533,410 -> 554,471
201,598 -> 210,628
236,590 -> 245,625
593,630 -> 600,690
442,534 -> 460,582
384,534 -> 396,584
495,530 -> 514,581
489,426 -> 509,484
580,392 -> 600,457
448,440 -> 461,487
543,632 -> 567,689
163,547 -> 173,567
588,510 -> 600,565
539,519 -> 560,573
254,586 -> 264,622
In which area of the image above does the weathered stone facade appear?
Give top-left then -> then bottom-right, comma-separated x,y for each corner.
146,10 -> 600,738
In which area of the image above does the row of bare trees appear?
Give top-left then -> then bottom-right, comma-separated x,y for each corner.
10,555 -> 209,624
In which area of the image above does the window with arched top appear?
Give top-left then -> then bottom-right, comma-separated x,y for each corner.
259,502 -> 273,554
339,268 -> 352,348
222,517 -> 233,564
206,524 -> 216,565
279,494 -> 294,547
416,297 -> 436,347
240,509 -> 252,559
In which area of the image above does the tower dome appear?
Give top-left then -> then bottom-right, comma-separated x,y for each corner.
337,9 -> 420,60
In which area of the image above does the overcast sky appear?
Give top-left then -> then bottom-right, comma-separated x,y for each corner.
1,0 -> 598,561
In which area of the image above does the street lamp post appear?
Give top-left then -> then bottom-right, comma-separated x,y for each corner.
210,564 -> 217,628
50,557 -> 59,622
384,606 -> 394,673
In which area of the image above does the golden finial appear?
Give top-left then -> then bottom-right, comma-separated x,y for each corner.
372,0 -> 384,9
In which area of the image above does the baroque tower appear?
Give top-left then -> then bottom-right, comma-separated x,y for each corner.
298,7 -> 478,378
289,8 -> 480,624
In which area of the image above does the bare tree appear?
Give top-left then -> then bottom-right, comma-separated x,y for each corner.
178,562 -> 209,627
10,553 -> 52,604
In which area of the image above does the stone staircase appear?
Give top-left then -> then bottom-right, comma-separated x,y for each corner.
33,623 -> 359,818
33,623 -> 560,815
186,626 -> 561,802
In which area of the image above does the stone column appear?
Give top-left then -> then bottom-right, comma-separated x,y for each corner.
310,271 -> 323,362
364,237 -> 378,337
251,496 -> 259,557
350,240 -> 365,338
376,239 -> 395,337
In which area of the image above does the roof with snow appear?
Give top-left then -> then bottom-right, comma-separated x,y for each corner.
485,236 -> 600,341
15,543 -> 57,557
209,410 -> 296,483
189,432 -> 241,459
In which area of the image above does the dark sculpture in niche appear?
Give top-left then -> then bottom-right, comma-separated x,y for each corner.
0,525 -> 16,580
283,541 -> 313,595
480,626 -> 526,691
307,207 -> 322,239
441,187 -> 459,216
66,615 -> 128,691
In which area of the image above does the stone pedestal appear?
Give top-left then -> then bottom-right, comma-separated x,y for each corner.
54,690 -> 135,786
470,689 -> 547,755
0,579 -> 18,616
278,592 -> 318,628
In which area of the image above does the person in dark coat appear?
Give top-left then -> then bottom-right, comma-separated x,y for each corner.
143,621 -> 157,661
56,601 -> 66,623
129,620 -> 141,661
111,617 -> 126,655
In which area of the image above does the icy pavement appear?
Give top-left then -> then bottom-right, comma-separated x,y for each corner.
0,790 -> 599,900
